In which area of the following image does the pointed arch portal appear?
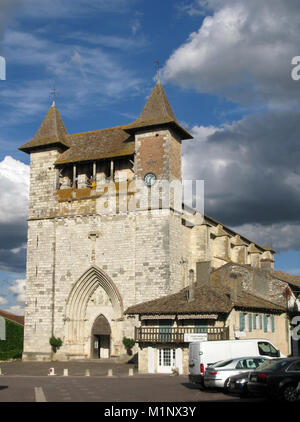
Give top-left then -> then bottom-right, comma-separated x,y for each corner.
66,266 -> 123,343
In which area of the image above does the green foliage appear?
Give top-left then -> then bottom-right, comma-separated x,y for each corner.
0,349 -> 22,360
0,319 -> 23,360
122,337 -> 135,350
49,336 -> 63,351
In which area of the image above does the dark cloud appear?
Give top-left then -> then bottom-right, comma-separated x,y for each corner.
183,110 -> 300,249
0,245 -> 26,273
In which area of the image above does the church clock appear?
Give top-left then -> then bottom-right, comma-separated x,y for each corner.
144,172 -> 156,187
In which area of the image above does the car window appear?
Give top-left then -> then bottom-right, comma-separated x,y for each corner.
214,359 -> 234,368
258,342 -> 280,357
254,358 -> 266,368
258,359 -> 288,371
236,359 -> 260,369
287,361 -> 300,372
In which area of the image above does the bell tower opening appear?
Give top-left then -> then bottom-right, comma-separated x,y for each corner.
91,314 -> 111,359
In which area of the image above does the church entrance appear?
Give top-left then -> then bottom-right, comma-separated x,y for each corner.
91,314 -> 111,359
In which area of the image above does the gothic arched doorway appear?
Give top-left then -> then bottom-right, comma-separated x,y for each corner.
91,314 -> 111,359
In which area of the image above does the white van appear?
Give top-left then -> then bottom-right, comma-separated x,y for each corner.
188,339 -> 284,385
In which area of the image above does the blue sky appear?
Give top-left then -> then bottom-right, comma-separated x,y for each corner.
1,0 -> 300,314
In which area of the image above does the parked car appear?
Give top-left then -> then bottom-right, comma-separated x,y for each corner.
203,356 -> 270,389
189,339 -> 282,386
247,357 -> 300,402
226,359 -> 280,397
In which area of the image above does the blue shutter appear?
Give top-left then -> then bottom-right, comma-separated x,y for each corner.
240,313 -> 245,331
253,314 -> 257,330
159,321 -> 172,341
271,316 -> 275,332
259,315 -> 262,330
248,314 -> 252,332
194,321 -> 208,334
264,315 -> 268,332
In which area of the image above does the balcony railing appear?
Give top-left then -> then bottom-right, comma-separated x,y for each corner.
135,326 -> 229,343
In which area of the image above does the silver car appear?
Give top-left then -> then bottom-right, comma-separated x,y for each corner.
204,356 -> 269,389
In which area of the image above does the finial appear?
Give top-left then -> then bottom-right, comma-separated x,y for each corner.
49,87 -> 57,105
155,60 -> 160,83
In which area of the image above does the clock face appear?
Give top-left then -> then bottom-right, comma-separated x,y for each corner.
144,172 -> 156,187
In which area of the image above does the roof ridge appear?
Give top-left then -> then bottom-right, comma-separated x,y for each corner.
68,125 -> 128,137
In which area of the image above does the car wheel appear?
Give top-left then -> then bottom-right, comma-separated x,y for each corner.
282,384 -> 299,403
223,378 -> 230,393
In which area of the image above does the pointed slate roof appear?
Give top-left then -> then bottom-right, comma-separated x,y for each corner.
125,81 -> 193,140
19,102 -> 69,153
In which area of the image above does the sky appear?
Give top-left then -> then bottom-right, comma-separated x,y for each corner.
1,0 -> 300,314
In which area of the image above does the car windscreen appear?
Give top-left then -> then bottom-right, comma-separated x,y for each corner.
258,341 -> 280,357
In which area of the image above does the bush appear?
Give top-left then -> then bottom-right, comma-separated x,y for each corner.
0,319 -> 24,360
0,349 -> 22,361
49,336 -> 63,352
122,337 -> 135,350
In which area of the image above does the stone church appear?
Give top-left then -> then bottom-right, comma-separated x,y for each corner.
19,81 -> 298,369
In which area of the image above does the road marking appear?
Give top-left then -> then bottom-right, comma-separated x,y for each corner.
35,387 -> 47,402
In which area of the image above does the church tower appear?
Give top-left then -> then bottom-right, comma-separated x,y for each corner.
19,82 -> 193,361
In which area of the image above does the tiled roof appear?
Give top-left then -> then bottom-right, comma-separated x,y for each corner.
124,81 -> 193,140
271,270 -> 300,289
19,82 -> 192,162
125,282 -> 285,316
0,309 -> 24,326
19,102 -> 69,152
126,284 -> 232,315
55,127 -> 134,165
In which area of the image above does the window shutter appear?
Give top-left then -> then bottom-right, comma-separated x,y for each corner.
240,313 -> 245,331
253,314 -> 257,330
259,315 -> 262,330
271,315 -> 275,332
248,313 -> 252,332
264,315 -> 268,332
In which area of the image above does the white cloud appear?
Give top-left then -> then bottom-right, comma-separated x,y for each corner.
0,156 -> 29,224
66,32 -> 146,50
0,296 -> 8,305
1,29 -> 143,124
18,0 -> 133,18
8,278 -> 26,304
163,0 -> 300,107
3,304 -> 24,316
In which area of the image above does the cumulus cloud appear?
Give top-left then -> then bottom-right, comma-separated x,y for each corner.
3,304 -> 24,316
0,156 -> 29,273
8,278 -> 26,304
163,0 -> 300,107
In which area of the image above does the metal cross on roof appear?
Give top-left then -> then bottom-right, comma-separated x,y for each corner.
49,87 -> 57,105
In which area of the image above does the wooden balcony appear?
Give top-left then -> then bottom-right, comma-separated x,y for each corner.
135,326 -> 229,343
